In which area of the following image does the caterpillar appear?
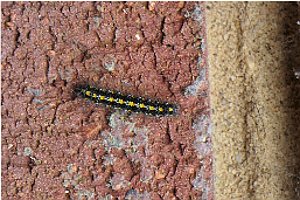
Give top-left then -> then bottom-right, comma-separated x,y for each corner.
74,84 -> 177,116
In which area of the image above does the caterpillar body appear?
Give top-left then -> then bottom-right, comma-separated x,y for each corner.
75,85 -> 177,116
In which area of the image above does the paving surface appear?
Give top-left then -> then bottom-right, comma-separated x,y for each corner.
1,2 -> 211,199
206,2 -> 300,200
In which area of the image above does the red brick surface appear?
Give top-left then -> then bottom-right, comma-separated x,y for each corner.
2,2 -> 212,199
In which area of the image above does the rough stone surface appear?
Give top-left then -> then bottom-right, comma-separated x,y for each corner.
206,2 -> 300,200
1,2 -> 211,199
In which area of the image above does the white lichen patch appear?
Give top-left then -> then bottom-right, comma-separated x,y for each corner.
124,127 -> 149,162
102,111 -> 154,184
193,113 -> 212,159
192,164 -> 211,200
61,165 -> 95,200
194,139 -> 211,160
23,147 -> 33,156
77,189 -> 95,200
184,6 -> 203,23
93,16 -> 101,27
183,6 -> 207,96
101,131 -> 125,151
184,56 -> 208,97
125,189 -> 151,200
191,7 -> 203,22
102,153 -> 116,166
27,88 -> 42,96
104,111 -> 149,154
108,111 -> 135,131
140,167 -> 154,183
132,127 -> 148,148
67,163 -> 78,174
192,113 -> 211,137
99,194 -> 113,200
108,173 -> 131,190
102,55 -> 117,72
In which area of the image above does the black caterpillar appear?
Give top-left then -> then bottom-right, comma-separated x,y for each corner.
75,85 -> 177,116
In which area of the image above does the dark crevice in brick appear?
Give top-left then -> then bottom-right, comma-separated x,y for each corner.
160,16 -> 166,45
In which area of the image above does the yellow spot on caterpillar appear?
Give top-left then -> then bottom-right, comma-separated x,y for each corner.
118,99 -> 124,104
85,91 -> 91,96
158,107 -> 164,112
168,107 -> 174,112
128,101 -> 135,107
149,106 -> 155,111
92,93 -> 97,98
108,97 -> 114,102
139,103 -> 145,108
100,96 -> 105,100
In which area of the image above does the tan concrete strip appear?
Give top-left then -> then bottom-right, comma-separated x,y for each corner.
206,2 -> 300,200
